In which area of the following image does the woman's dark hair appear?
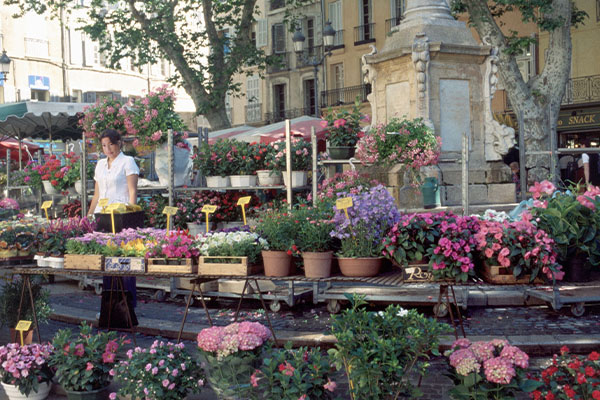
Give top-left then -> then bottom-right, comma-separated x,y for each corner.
100,129 -> 121,145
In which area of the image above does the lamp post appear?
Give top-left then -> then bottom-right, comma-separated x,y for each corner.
0,51 -> 11,82
292,21 -> 336,118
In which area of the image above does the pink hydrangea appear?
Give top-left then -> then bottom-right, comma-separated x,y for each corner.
469,341 -> 495,362
483,357 -> 516,384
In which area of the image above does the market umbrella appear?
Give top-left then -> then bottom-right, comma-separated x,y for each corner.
0,137 -> 42,162
254,116 -> 327,152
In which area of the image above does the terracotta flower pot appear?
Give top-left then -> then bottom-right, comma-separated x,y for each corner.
337,257 -> 382,277
262,250 -> 292,277
303,251 -> 333,278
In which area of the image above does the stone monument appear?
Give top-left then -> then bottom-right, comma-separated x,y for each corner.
362,0 -> 516,207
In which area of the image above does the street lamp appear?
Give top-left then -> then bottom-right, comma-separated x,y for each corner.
292,21 -> 336,117
0,51 -> 11,82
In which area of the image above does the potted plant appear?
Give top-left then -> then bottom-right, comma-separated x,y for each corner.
0,276 -> 52,344
328,294 -> 450,399
320,97 -> 366,159
474,217 -> 565,283
291,203 -> 336,278
250,342 -> 338,399
229,141 -> 259,187
110,340 -> 205,400
528,346 -> 600,400
265,138 -> 312,188
425,213 -> 480,283
193,139 -> 237,187
356,117 -> 441,186
49,322 -> 126,399
255,142 -> 282,186
255,209 -> 299,277
197,228 -> 267,265
529,181 -> 600,282
197,321 -> 272,399
0,343 -> 54,400
330,185 -> 401,277
445,338 -> 541,399
62,153 -> 95,195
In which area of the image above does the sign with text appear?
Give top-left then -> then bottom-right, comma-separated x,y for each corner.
162,206 -> 178,215
336,197 -> 353,220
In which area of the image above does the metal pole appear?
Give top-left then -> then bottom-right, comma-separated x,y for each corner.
518,110 -> 527,200
6,149 -> 10,192
81,134 -> 88,217
17,134 -> 22,170
311,127 -> 317,206
461,132 -> 469,216
549,102 -> 558,187
314,65 -> 319,117
168,129 -> 174,206
285,120 -> 292,208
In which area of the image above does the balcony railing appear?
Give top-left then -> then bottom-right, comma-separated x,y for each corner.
354,23 -> 376,45
320,84 -> 371,108
562,74 -> 600,105
270,0 -> 285,11
245,103 -> 263,123
296,45 -> 323,69
332,30 -> 344,49
267,52 -> 290,73
385,17 -> 402,34
265,107 -> 313,124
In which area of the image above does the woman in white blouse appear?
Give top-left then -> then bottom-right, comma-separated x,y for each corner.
88,129 -> 139,216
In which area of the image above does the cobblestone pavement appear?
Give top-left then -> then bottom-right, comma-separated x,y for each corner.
2,277 -> 599,399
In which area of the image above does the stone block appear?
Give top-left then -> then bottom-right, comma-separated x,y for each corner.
486,165 -> 512,183
387,164 -> 405,187
487,183 -> 516,204
441,169 -> 486,185
444,184 -> 487,205
397,185 -> 423,209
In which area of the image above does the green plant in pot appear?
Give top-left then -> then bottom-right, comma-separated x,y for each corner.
321,97 -> 366,159
329,294 -> 450,400
256,208 -> 300,276
0,276 -> 52,342
528,181 -> 600,282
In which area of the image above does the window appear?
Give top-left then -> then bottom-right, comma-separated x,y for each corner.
272,23 -> 286,53
597,0 -> 600,22
329,1 -> 343,46
31,89 -> 49,101
273,84 -> 286,120
161,59 -> 169,76
225,93 -> 232,124
220,28 -> 232,55
68,29 -> 83,65
333,63 -> 344,103
304,79 -> 316,116
246,74 -> 261,122
306,18 -> 315,52
24,11 -> 49,58
256,19 -> 268,48
358,0 -> 372,40
71,89 -> 82,103
516,42 -> 536,83
390,0 -> 405,25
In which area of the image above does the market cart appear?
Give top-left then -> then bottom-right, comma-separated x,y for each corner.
524,283 -> 600,317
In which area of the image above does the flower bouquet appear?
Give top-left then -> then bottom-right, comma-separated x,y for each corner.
356,117 -> 441,185
529,347 -> 600,400
0,343 -> 54,398
49,322 -> 126,393
251,342 -> 338,399
445,338 -> 541,400
197,321 -> 272,399
111,340 -> 205,400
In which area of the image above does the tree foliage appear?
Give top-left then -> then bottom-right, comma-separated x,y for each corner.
7,0 -> 310,129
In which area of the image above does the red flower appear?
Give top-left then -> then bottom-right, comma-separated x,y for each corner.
545,393 -> 555,400
560,346 -> 570,355
589,351 -> 600,361
592,390 -> 600,400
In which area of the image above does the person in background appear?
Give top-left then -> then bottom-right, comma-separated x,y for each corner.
509,161 -> 520,197
580,137 -> 600,187
87,128 -> 140,312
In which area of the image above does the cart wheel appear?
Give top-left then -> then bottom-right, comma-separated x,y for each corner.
327,300 -> 341,314
433,303 -> 448,318
78,281 -> 88,291
269,301 -> 281,313
153,290 -> 167,302
94,285 -> 103,296
570,302 -> 585,317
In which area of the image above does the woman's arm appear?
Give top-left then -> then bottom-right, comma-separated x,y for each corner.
127,174 -> 138,205
88,181 -> 100,217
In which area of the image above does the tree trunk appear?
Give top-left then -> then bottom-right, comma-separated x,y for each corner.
203,107 -> 231,131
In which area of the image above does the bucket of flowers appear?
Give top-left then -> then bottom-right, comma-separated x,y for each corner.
197,321 -> 272,399
320,97 -> 366,159
445,338 -> 541,399
110,340 -> 205,400
49,322 -> 126,398
265,138 -> 312,188
0,343 -> 54,400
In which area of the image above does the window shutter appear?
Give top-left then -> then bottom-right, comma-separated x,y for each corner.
247,74 -> 260,104
272,24 -> 285,53
84,36 -> 95,66
69,29 -> 83,65
256,19 -> 268,48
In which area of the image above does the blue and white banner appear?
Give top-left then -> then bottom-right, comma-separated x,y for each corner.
28,75 -> 50,90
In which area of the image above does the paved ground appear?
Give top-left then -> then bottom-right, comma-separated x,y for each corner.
2,275 -> 600,399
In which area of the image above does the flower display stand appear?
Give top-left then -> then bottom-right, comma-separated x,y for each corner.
64,254 -> 104,271
480,263 -> 543,285
1,381 -> 51,400
198,256 -> 262,276
104,257 -> 146,272
147,258 -> 197,274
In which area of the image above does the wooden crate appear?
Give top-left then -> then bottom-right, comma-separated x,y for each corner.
198,256 -> 263,276
480,263 -> 543,284
104,257 -> 146,272
64,254 -> 104,271
147,258 -> 197,274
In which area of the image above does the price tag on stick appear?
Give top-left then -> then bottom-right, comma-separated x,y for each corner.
41,201 -> 53,220
237,196 -> 251,226
15,320 -> 32,346
105,204 -> 121,234
162,206 -> 179,233
201,205 -> 217,234
336,197 -> 353,221
98,198 -> 109,210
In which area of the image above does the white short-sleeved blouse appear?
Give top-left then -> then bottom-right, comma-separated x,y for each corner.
94,152 -> 139,213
